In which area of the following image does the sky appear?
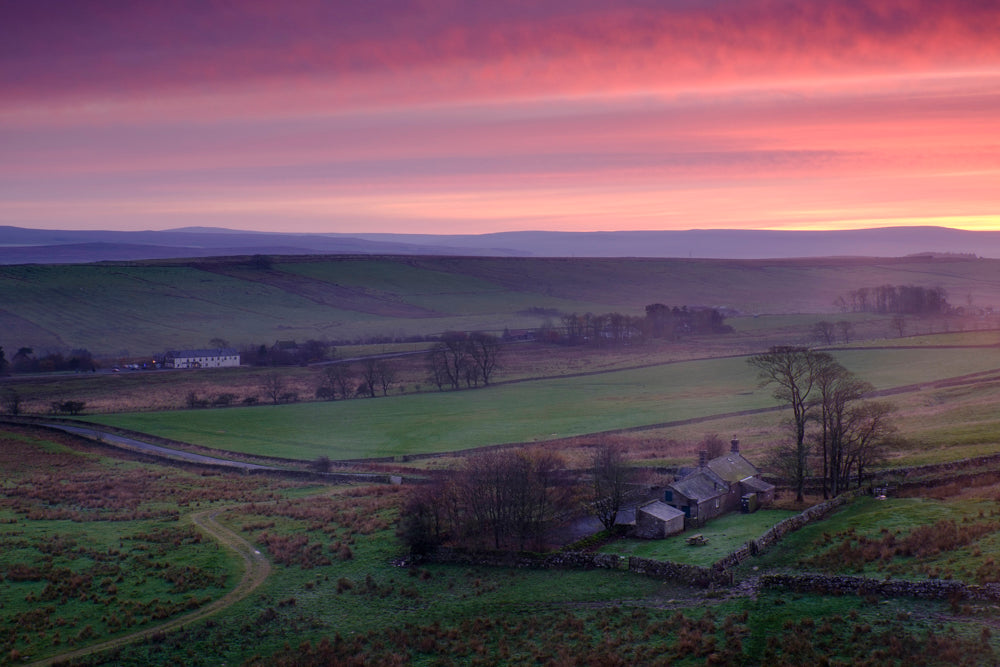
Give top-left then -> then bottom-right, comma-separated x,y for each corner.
2,0 -> 999,235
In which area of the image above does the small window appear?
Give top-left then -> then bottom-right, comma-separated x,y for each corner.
664,490 -> 673,502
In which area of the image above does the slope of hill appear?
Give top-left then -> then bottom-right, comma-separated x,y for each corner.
1,254 -> 998,355
2,225 -> 998,263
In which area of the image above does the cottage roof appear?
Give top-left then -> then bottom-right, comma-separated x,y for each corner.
670,471 -> 727,503
740,476 -> 775,494
166,348 -> 238,358
638,500 -> 685,523
705,453 -> 760,483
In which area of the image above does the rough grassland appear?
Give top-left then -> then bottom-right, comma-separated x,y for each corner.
0,426 -> 308,664
6,426 -> 999,666
87,347 -> 1000,461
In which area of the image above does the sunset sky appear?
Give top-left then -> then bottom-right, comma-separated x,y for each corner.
2,0 -> 999,235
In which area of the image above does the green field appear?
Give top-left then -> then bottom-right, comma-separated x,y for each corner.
88,347 -> 1000,461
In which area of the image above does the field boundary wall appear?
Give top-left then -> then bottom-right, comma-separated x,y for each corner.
712,489 -> 866,571
416,547 -> 731,588
762,573 -> 1000,602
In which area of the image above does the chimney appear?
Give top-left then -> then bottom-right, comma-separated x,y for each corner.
698,450 -> 708,467
731,438 -> 740,454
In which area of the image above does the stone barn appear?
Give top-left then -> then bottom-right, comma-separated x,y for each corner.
632,500 -> 685,539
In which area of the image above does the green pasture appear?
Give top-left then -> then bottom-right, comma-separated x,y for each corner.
87,347 -> 1000,461
599,509 -> 799,566
850,330 -> 1000,347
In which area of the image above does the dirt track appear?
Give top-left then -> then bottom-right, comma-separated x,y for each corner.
28,507 -> 271,667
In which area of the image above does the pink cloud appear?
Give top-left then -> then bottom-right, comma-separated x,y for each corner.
1,1 -> 998,234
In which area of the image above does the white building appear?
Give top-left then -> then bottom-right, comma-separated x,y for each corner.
164,348 -> 240,369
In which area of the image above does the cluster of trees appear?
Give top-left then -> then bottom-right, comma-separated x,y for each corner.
538,305 -> 732,347
591,442 -> 634,530
397,449 -> 575,552
315,358 -> 400,400
240,339 -> 334,367
835,285 -> 951,315
553,312 -> 644,346
748,346 -> 896,501
643,304 -> 733,339
425,332 -> 502,390
811,320 -> 855,344
0,347 -> 96,373
50,400 -> 87,415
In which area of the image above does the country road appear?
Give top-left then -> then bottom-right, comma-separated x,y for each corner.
44,423 -> 275,470
28,507 -> 271,667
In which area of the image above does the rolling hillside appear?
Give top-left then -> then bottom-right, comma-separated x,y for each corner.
2,254 -> 1000,355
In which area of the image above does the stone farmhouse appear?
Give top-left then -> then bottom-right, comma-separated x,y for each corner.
164,348 -> 240,369
663,439 -> 775,526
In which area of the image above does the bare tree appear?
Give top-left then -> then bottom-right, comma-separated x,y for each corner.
840,400 -> 895,490
700,433 -> 727,459
360,358 -> 380,398
260,372 -> 285,405
375,359 -> 397,396
467,332 -> 502,385
836,320 -> 854,343
813,362 -> 873,497
592,442 -> 631,530
748,346 -> 834,502
812,321 -> 836,345
426,332 -> 471,390
891,314 -> 907,338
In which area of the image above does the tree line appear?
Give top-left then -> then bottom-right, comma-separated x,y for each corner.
537,305 -> 732,347
748,346 -> 896,501
398,440 -> 651,554
425,331 -> 502,390
398,448 -> 575,553
834,284 -> 951,315
0,346 -> 96,374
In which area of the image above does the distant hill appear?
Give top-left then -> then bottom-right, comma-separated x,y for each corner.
1,225 -> 999,263
2,253 -> 999,355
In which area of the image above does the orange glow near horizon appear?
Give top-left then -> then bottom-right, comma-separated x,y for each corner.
2,1 -> 999,235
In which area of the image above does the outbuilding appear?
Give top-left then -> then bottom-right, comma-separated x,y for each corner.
633,500 -> 686,539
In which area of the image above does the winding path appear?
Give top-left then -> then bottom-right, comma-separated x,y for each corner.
29,507 -> 271,667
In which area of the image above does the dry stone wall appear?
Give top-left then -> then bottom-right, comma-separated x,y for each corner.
418,548 -> 731,587
762,573 -> 1000,602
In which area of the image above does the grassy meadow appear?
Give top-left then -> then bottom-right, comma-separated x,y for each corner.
85,346 -> 1000,462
